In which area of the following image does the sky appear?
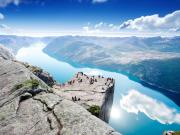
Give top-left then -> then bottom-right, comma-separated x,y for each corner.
0,0 -> 180,37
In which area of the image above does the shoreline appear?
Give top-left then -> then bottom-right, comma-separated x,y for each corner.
43,50 -> 180,107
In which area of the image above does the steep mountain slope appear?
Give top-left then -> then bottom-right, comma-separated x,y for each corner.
0,44 -> 14,60
0,35 -> 40,54
0,35 -> 55,55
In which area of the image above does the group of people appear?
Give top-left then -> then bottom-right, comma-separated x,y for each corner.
72,96 -> 80,102
57,72 -> 113,88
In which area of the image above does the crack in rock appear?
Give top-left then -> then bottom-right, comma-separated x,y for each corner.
52,110 -> 63,135
32,95 -> 63,135
16,93 -> 32,114
24,120 -> 40,135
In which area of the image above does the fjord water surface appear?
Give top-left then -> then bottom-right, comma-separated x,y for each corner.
16,42 -> 180,135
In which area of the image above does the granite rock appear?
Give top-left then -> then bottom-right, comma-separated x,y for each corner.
0,49 -> 121,135
53,72 -> 115,123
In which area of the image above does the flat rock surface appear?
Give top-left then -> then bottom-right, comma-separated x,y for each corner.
53,72 -> 114,109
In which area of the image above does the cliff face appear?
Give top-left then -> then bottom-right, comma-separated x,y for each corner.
53,72 -> 115,122
99,82 -> 114,122
17,61 -> 56,87
0,46 -> 120,135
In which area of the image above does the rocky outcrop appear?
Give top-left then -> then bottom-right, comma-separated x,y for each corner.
0,44 -> 14,60
0,51 -> 120,134
53,72 -> 115,123
16,61 -> 56,87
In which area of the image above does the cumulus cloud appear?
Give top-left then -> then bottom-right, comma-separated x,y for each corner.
0,24 -> 10,29
83,21 -> 118,34
0,0 -> 20,7
76,0 -> 109,4
82,26 -> 100,33
92,0 -> 108,3
0,24 -> 20,35
120,90 -> 180,124
82,10 -> 180,36
0,13 -> 4,19
119,10 -> 180,33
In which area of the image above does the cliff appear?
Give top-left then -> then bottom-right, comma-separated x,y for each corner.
53,72 -> 115,122
16,61 -> 56,87
0,46 -> 120,135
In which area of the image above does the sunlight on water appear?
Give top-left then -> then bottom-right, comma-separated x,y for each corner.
16,42 -> 46,60
84,70 -> 103,76
111,106 -> 121,119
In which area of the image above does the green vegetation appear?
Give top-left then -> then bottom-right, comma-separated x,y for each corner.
14,83 -> 24,90
87,105 -> 101,117
0,113 -> 6,121
21,62 -> 43,74
30,66 -> 43,74
14,79 -> 40,90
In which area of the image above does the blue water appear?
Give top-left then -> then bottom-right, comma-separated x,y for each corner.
16,43 -> 180,135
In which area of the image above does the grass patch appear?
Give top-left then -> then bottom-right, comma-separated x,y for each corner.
14,79 -> 40,90
14,83 -> 24,90
21,62 -> 42,74
30,66 -> 42,74
87,105 -> 101,117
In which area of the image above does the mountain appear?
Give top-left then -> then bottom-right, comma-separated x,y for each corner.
0,44 -> 14,60
43,36 -> 180,106
0,45 -> 120,135
0,35 -> 55,55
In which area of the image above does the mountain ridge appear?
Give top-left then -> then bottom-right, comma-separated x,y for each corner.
43,36 -> 180,106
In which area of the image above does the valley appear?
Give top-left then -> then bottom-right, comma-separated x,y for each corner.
43,36 -> 180,106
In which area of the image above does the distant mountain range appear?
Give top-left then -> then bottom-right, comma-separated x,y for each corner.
0,35 -> 55,54
0,35 -> 180,106
43,36 -> 180,106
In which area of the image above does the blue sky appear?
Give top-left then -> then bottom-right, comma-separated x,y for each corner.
0,0 -> 180,37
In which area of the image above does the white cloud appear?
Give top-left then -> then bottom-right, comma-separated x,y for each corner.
0,13 -> 4,19
82,26 -> 100,33
0,24 -> 12,34
120,90 -> 180,124
92,0 -> 108,3
0,24 -> 10,29
0,24 -> 20,35
76,0 -> 109,4
83,21 -> 116,33
94,22 -> 104,28
0,0 -> 20,7
82,10 -> 180,36
119,10 -> 180,33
